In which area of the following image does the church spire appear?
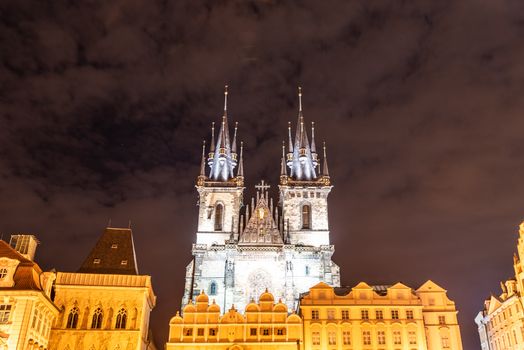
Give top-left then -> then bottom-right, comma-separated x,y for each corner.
280,141 -> 287,177
237,141 -> 244,178
322,142 -> 330,177
199,140 -> 206,177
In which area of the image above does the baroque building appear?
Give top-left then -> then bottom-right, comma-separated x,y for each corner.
475,221 -> 524,350
49,227 -> 157,350
0,235 -> 59,350
183,87 -> 340,313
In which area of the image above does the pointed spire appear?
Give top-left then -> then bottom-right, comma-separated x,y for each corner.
209,122 -> 216,152
237,141 -> 244,177
310,121 -> 317,154
280,141 -> 287,176
199,140 -> 206,177
232,122 -> 238,154
298,86 -> 303,112
287,122 -> 293,153
224,85 -> 228,113
322,142 -> 330,177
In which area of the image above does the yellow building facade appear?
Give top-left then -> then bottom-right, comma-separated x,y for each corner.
49,227 -> 157,350
167,290 -> 303,349
0,236 -> 59,350
476,222 -> 524,350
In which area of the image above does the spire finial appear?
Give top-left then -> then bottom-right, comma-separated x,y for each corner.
311,121 -> 317,154
322,141 -> 330,177
287,122 -> 293,153
232,121 -> 238,154
199,140 -> 206,177
210,122 -> 216,152
298,86 -> 302,112
224,85 -> 228,112
281,141 -> 287,176
237,141 -> 244,177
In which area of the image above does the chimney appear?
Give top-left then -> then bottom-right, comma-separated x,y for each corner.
9,235 -> 39,261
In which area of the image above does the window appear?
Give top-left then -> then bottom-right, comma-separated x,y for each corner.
312,331 -> 320,345
361,309 -> 369,320
406,310 -> 414,319
91,308 -> 103,329
311,309 -> 319,320
277,328 -> 284,335
393,331 -> 402,344
66,307 -> 79,328
0,305 -> 11,324
250,328 -> 257,336
185,328 -> 193,336
209,281 -> 217,296
302,204 -> 311,229
378,330 -> 386,345
376,310 -> 383,320
328,331 -> 336,345
439,315 -> 446,325
343,331 -> 351,345
409,331 -> 417,344
115,308 -> 127,329
111,244 -> 118,249
121,260 -> 128,265
362,331 -> 371,345
262,328 -> 270,335
0,268 -> 7,279
93,259 -> 101,264
327,309 -> 335,320
391,310 -> 399,319
214,204 -> 223,231
305,265 -> 310,276
342,310 -> 349,320
209,328 -> 216,336
441,335 -> 450,348
197,328 -> 204,336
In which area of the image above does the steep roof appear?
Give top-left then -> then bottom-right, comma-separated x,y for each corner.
0,240 -> 43,291
78,227 -> 138,275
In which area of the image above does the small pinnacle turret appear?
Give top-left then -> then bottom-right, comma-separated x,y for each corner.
322,142 -> 330,177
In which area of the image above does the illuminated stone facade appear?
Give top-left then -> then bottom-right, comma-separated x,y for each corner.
0,236 -> 59,350
301,281 -> 463,350
167,290 -> 302,349
476,222 -> 524,350
48,227 -> 157,350
183,88 -> 339,313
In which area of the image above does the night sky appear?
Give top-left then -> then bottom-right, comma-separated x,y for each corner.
1,1 -> 524,348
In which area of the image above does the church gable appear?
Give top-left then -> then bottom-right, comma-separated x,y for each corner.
239,189 -> 282,245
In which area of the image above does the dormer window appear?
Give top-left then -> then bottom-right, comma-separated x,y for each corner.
0,268 -> 7,280
0,305 -> 11,324
93,259 -> 101,264
111,244 -> 118,249
301,204 -> 311,229
121,260 -> 128,265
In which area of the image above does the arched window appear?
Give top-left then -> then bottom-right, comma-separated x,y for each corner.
209,281 -> 217,296
302,204 -> 311,229
66,307 -> 79,329
91,308 -> 103,329
214,204 -> 224,231
305,265 -> 310,276
115,308 -> 127,329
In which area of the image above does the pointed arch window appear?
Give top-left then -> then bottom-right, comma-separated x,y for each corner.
214,204 -> 224,231
66,307 -> 79,329
209,281 -> 217,296
302,204 -> 311,229
115,308 -> 127,329
91,308 -> 103,329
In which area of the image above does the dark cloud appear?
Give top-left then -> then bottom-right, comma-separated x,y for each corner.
2,0 -> 524,347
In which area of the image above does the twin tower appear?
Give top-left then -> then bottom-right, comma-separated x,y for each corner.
182,87 -> 340,313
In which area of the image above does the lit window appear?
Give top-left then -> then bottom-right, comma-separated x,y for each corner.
441,335 -> 450,348
406,310 -> 414,319
0,268 -> 7,279
301,204 -> 311,229
214,204 -> 224,231
0,305 -> 11,324
391,310 -> 399,319
93,258 -> 101,264
311,309 -> 319,320
91,308 -> 103,329
409,331 -> 417,344
439,315 -> 446,325
342,310 -> 349,320
312,331 -> 320,345
111,244 -> 118,249
121,260 -> 128,265
393,331 -> 402,345
362,330 -> 371,345
378,330 -> 386,345
328,331 -> 336,345
66,307 -> 79,329
115,308 -> 127,329
376,310 -> 383,319
361,309 -> 369,320
343,331 -> 351,345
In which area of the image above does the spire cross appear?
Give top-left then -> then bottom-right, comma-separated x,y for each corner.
255,180 -> 271,193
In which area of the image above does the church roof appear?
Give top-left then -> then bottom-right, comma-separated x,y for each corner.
0,240 -> 44,291
78,227 -> 138,275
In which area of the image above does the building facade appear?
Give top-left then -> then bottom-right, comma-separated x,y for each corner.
183,87 -> 340,313
167,290 -> 302,349
49,227 -> 157,350
0,235 -> 59,350
476,221 -> 524,350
